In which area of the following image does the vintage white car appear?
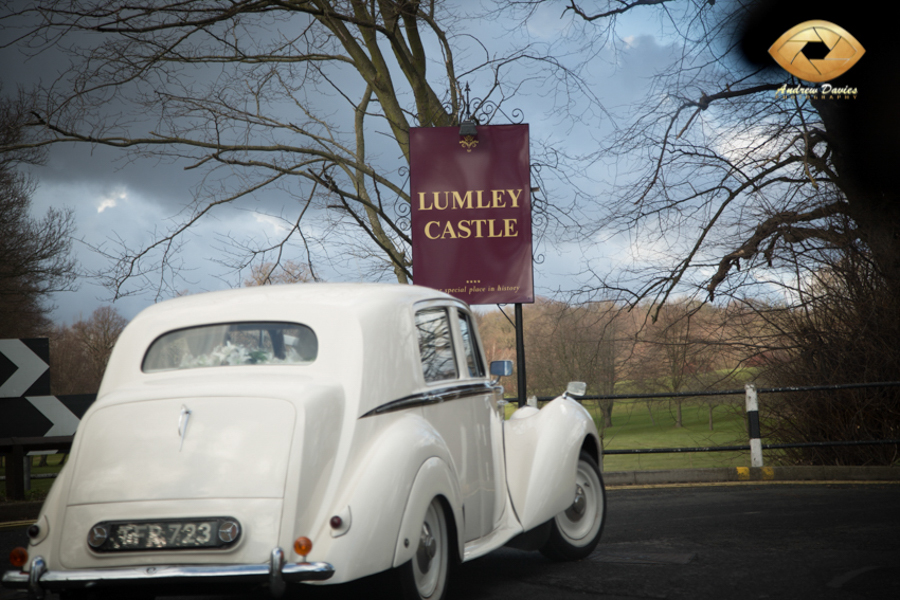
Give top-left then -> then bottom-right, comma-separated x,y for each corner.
4,283 -> 605,600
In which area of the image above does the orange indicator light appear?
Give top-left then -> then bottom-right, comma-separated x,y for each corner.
9,547 -> 28,569
294,536 -> 313,558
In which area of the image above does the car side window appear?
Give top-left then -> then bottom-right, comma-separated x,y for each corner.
415,308 -> 458,382
457,310 -> 485,378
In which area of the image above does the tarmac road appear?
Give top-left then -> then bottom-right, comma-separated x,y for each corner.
2,482 -> 899,600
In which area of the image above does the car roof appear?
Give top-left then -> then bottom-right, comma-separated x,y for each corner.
132,282 -> 455,321
97,283 -> 472,411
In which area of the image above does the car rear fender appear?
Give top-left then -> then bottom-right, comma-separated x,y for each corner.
504,397 -> 600,531
391,456 -> 463,568
311,413 -> 461,583
24,465 -> 70,570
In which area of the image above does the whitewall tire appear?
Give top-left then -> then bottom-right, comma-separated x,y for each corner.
398,498 -> 451,600
540,451 -> 606,561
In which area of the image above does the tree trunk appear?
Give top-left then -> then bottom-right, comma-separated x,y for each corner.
599,399 -> 614,429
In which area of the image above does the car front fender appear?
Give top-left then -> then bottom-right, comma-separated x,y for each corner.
504,397 -> 600,531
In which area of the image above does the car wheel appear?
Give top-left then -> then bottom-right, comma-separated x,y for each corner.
398,498 -> 451,600
540,451 -> 606,561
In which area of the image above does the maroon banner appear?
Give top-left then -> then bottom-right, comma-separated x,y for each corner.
410,124 -> 534,305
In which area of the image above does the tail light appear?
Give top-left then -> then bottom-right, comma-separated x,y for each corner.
9,547 -> 28,569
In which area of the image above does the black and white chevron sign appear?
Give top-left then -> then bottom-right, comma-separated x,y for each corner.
0,338 -> 50,397
0,338 -> 95,437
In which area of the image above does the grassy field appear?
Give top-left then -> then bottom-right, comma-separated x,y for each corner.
505,397 -> 753,470
571,398 -> 752,471
0,453 -> 66,501
594,400 -> 752,471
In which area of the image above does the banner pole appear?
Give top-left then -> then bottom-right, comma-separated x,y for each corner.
515,303 -> 526,407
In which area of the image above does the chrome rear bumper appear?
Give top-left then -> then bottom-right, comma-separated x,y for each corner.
2,548 -> 333,599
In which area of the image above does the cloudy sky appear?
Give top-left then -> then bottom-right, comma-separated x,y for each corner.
1,2 -> 682,325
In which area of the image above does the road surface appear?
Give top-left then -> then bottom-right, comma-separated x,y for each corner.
2,483 -> 898,599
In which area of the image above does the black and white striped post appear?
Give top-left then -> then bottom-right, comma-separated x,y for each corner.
745,383 -> 763,467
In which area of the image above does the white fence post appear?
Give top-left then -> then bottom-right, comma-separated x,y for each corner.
745,383 -> 763,467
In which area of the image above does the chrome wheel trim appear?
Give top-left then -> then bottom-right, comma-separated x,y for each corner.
555,459 -> 603,546
411,500 -> 448,598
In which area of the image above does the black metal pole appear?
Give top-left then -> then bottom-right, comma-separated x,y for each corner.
515,303 -> 526,407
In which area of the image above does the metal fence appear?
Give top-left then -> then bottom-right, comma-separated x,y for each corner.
4,382 -> 900,500
1,436 -> 73,500
539,381 -> 900,466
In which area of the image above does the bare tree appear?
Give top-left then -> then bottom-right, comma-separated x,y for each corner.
0,1 -> 575,299
0,89 -> 77,337
243,260 -> 313,286
507,4 -> 900,461
758,246 -> 900,466
51,305 -> 128,394
474,309 -> 517,362
633,301 -> 712,427
525,298 -> 622,427
499,2 -> 898,316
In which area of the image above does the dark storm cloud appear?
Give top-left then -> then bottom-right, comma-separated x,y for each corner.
1,2 -> 690,324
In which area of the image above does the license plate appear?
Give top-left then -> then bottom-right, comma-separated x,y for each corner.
91,517 -> 241,552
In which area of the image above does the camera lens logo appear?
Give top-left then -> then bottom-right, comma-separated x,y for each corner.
768,20 -> 865,82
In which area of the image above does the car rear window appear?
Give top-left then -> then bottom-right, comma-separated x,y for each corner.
142,322 -> 317,372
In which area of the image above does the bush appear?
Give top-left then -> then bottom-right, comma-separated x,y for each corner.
761,251 -> 900,466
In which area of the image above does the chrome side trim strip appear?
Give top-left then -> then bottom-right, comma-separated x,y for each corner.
361,382 -> 501,418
